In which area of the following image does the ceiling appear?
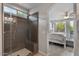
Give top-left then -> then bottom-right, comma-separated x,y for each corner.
16,3 -> 54,18
6,3 -> 49,10
4,3 -> 74,20
7,3 -> 73,20
6,3 -> 54,19
17,3 -> 45,10
14,3 -> 53,10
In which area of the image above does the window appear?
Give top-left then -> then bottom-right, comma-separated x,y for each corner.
49,21 -> 65,32
67,20 -> 74,39
55,22 -> 65,32
4,6 -> 17,15
49,19 -> 74,42
4,6 -> 28,19
49,22 -> 54,31
69,21 -> 74,34
18,11 -> 27,18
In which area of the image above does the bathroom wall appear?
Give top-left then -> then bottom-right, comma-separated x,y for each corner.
0,3 -> 2,56
29,4 -> 53,55
74,3 -> 79,56
38,18 -> 48,55
30,5 -> 51,55
30,10 -> 48,54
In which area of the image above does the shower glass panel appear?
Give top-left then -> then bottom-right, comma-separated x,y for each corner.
17,11 -> 27,18
28,12 -> 38,53
3,5 -> 30,56
4,17 -> 11,55
4,16 -> 16,55
4,6 -> 17,15
3,6 -> 17,55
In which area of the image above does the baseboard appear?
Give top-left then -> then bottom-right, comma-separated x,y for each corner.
39,50 -> 47,56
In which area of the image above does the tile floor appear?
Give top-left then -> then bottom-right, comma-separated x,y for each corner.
34,53 -> 45,56
48,44 -> 74,56
8,44 -> 74,56
8,48 -> 31,56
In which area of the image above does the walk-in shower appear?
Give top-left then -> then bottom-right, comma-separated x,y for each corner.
2,4 -> 38,56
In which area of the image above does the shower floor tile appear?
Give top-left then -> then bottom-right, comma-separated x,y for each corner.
8,48 -> 31,56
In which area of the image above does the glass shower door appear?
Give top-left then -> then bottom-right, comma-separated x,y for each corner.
3,13 -> 16,56
4,17 -> 13,55
4,17 -> 11,55
3,5 -> 17,56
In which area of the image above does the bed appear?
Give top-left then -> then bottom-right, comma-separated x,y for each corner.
48,32 -> 66,48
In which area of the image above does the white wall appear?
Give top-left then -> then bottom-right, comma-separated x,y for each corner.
0,3 -> 2,56
38,18 -> 48,54
74,3 -> 79,56
30,4 -> 52,54
49,3 -> 73,20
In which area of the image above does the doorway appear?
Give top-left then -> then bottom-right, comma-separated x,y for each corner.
47,18 -> 75,56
